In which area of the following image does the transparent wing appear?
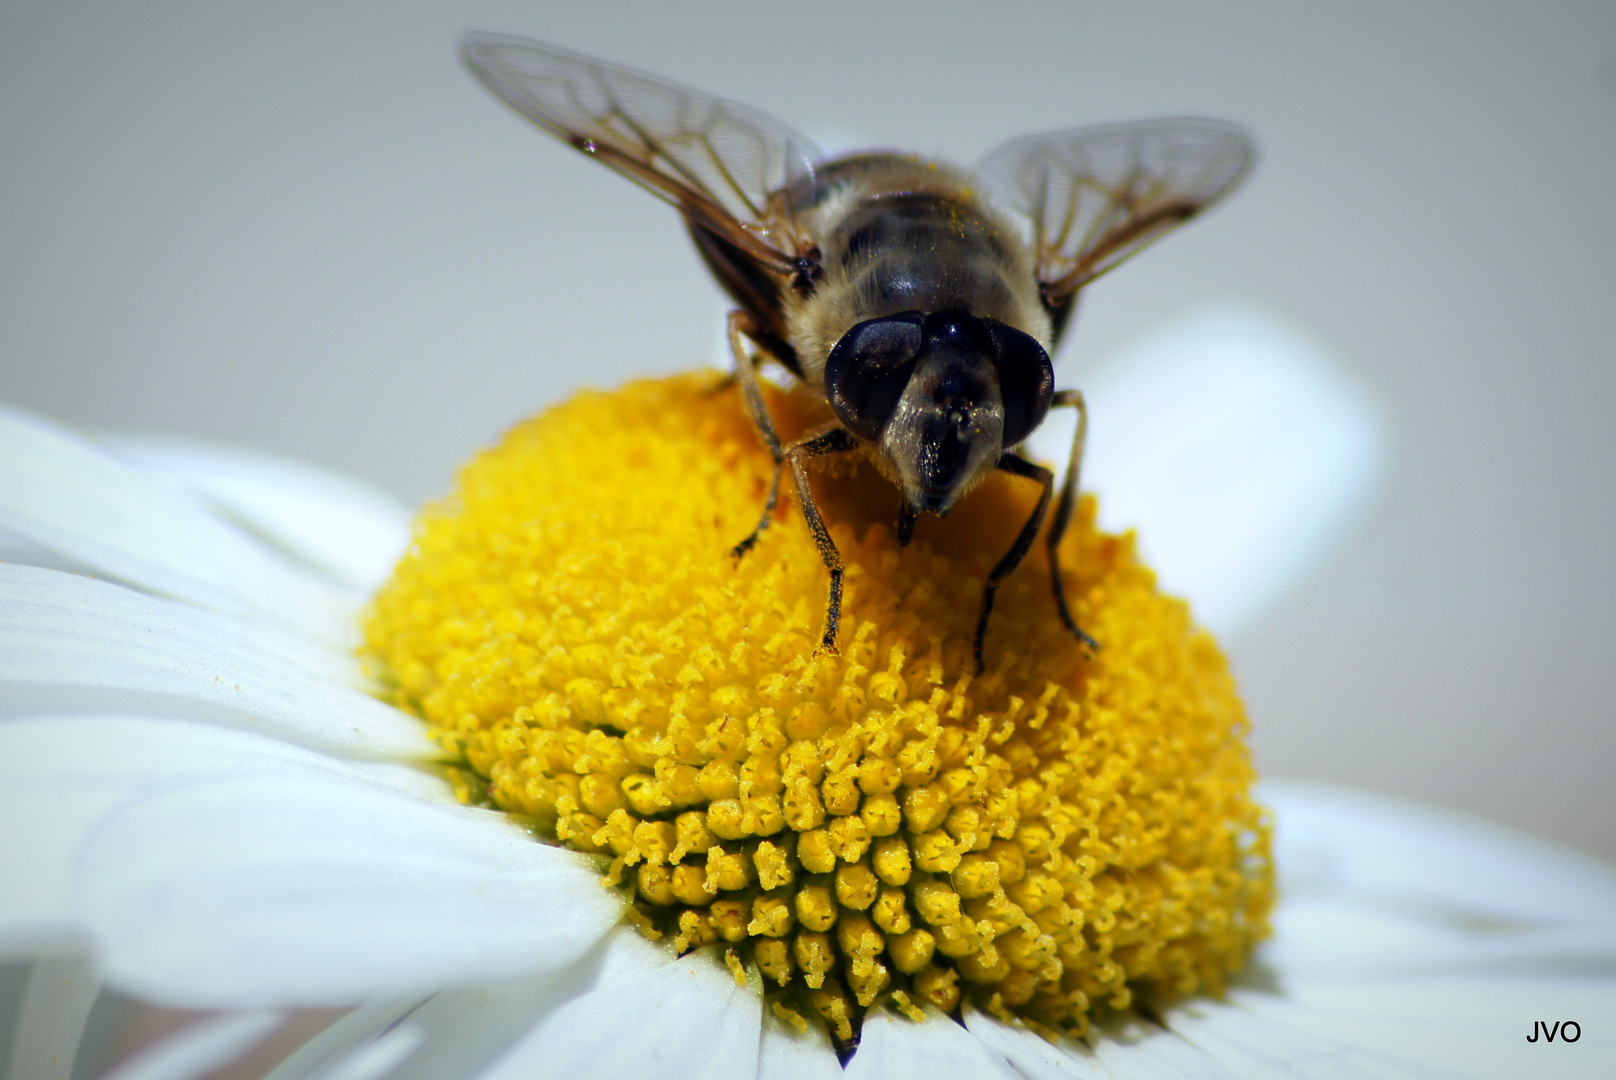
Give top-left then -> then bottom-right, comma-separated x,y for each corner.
461,33 -> 822,274
975,119 -> 1255,302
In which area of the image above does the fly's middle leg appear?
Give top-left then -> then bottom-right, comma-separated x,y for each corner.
725,309 -> 859,654
784,427 -> 860,654
737,421 -> 859,653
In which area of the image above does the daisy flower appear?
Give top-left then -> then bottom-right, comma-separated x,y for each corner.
3,311 -> 1614,1080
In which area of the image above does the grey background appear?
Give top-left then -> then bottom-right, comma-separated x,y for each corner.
3,2 -> 1613,860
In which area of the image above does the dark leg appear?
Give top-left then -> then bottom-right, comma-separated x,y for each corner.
783,427 -> 860,653
729,310 -> 789,558
896,500 -> 918,547
975,452 -> 1054,673
724,308 -> 861,652
732,460 -> 784,559
730,307 -> 866,653
1045,390 -> 1098,651
729,310 -> 785,462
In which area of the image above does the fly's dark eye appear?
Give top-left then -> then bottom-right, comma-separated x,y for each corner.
823,313 -> 925,441
986,321 -> 1053,446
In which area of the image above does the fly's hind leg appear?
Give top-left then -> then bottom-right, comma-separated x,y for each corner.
1045,389 -> 1099,651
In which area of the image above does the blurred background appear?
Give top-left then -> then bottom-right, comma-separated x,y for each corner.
2,0 -> 1613,863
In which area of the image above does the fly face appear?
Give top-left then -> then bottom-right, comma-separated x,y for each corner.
885,344 -> 1003,517
824,310 -> 1054,518
459,32 -> 1256,670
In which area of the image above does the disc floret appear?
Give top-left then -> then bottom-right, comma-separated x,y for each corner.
365,374 -> 1271,1042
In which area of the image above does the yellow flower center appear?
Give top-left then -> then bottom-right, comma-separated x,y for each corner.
364,373 -> 1272,1042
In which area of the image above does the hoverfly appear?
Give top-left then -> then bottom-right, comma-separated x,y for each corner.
461,33 -> 1255,672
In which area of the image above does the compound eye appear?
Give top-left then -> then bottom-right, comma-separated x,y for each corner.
823,313 -> 925,441
987,321 -> 1054,446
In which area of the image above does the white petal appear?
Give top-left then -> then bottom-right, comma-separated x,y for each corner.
844,1006 -> 1019,1080
309,1024 -> 425,1080
0,716 -> 448,948
582,922 -> 678,987
1031,307 -> 1384,637
1265,780 -> 1616,925
0,526 -> 97,577
0,561 -> 361,688
1158,989 -> 1445,1080
261,1001 -> 422,1080
98,1011 -> 284,1080
478,947 -> 760,1080
0,716 -> 619,1006
265,943 -> 612,1080
102,435 -> 412,593
1216,977 -> 1616,1079
1082,1010 -> 1249,1080
0,565 -> 437,760
76,777 -> 619,1007
344,761 -> 464,805
961,1002 -> 1102,1079
0,406 -> 360,646
1266,899 -> 1616,985
1262,780 -> 1616,980
5,953 -> 97,1080
758,1012 -> 842,1080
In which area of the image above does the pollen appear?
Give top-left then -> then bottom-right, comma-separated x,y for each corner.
364,373 -> 1273,1041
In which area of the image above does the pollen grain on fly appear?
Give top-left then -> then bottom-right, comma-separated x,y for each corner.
364,373 -> 1273,1042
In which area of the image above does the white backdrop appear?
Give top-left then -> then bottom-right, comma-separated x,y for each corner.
3,1 -> 1614,860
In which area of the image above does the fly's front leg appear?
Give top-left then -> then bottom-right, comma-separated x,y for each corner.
729,310 -> 789,559
976,452 -> 1055,674
1045,389 -> 1099,651
784,426 -> 860,654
